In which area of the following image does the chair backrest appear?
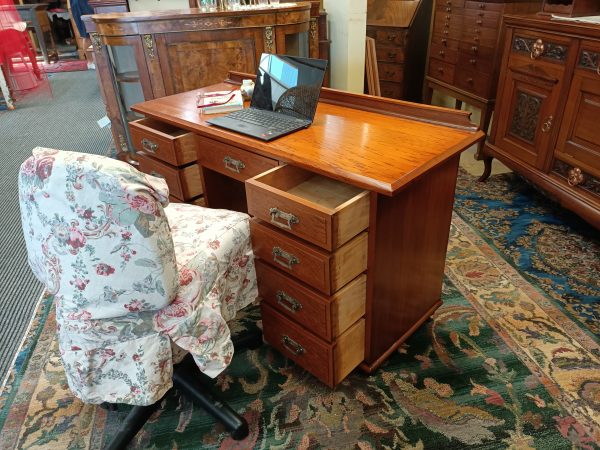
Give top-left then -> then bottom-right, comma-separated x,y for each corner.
18,148 -> 178,321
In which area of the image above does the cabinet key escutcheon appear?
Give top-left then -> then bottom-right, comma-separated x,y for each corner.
541,115 -> 553,133
281,335 -> 305,356
141,138 -> 158,153
531,39 -> 545,60
276,290 -> 303,313
272,246 -> 299,270
223,155 -> 245,173
269,207 -> 299,229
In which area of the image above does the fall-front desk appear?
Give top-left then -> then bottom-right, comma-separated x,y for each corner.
131,72 -> 484,387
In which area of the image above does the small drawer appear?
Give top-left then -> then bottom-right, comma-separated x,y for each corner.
378,62 -> 404,82
432,34 -> 459,51
380,81 -> 403,99
428,59 -> 456,84
430,42 -> 459,64
250,219 -> 368,296
459,41 -> 496,60
261,303 -> 365,387
462,8 -> 500,28
462,26 -> 498,48
455,67 -> 493,98
246,165 -> 369,251
256,260 -> 366,342
376,45 -> 406,63
130,118 -> 197,166
435,0 -> 466,10
465,1 -> 504,11
373,28 -> 406,46
196,135 -> 278,182
137,153 -> 203,201
458,50 -> 494,74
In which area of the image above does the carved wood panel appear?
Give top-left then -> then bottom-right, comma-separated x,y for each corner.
156,29 -> 263,95
512,35 -> 568,62
509,90 -> 542,143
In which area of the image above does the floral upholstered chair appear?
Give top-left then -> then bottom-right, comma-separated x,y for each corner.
18,148 -> 259,446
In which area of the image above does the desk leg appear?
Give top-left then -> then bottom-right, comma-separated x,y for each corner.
476,104 -> 494,182
33,21 -> 49,64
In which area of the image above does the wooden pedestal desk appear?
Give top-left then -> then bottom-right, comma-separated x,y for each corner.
131,72 -> 484,387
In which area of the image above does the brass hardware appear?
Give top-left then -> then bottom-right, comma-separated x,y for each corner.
446,0 -> 451,4
387,34 -> 396,41
141,138 -> 157,153
281,335 -> 304,356
309,18 -> 317,41
143,34 -> 155,59
467,78 -> 474,84
476,19 -> 483,25
264,26 -> 275,53
437,67 -> 444,73
90,32 -> 102,51
388,52 -> 397,59
445,7 -> 451,12
478,3 -> 485,8
472,45 -> 478,53
442,38 -> 447,45
150,170 -> 165,179
272,246 -> 299,270
439,50 -> 445,56
276,291 -> 302,313
474,36 -> 480,42
446,14 -> 451,19
118,134 -> 128,152
269,207 -> 299,229
470,58 -> 476,64
443,30 -> 449,35
475,28 -> 481,34
567,167 -> 584,186
444,21 -> 450,26
223,155 -> 245,173
541,115 -> 553,133
530,38 -> 544,60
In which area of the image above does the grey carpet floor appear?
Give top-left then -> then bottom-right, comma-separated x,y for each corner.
0,71 -> 112,384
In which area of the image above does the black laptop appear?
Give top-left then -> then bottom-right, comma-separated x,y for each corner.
207,53 -> 328,141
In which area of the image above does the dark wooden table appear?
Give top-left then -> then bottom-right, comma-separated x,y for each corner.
16,3 -> 57,63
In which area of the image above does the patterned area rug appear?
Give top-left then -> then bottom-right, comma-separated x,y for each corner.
1,171 -> 599,449
41,60 -> 89,73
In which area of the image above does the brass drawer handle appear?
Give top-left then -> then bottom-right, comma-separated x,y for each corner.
141,138 -> 157,153
476,19 -> 483,25
223,155 -> 245,173
541,115 -> 553,133
467,77 -> 474,84
437,67 -> 444,74
445,7 -> 451,12
567,167 -> 584,186
441,38 -> 448,45
281,335 -> 305,356
276,290 -> 303,313
269,207 -> 299,229
439,50 -> 445,56
472,45 -> 478,53
150,170 -> 165,179
272,246 -> 299,270
387,34 -> 397,41
388,52 -> 397,59
443,30 -> 449,35
470,58 -> 477,64
478,2 -> 485,8
531,38 -> 544,60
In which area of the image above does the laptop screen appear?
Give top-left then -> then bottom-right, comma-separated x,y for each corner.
250,53 -> 328,122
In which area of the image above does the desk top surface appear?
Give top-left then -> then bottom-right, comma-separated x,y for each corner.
132,82 -> 484,196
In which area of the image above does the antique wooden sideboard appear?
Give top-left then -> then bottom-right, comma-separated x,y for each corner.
85,3 -> 328,202
423,0 -> 541,178
130,71 -> 484,386
366,0 -> 433,102
482,14 -> 600,228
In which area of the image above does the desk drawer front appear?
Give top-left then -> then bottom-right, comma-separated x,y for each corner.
428,59 -> 456,84
256,260 -> 366,342
196,135 -> 278,182
376,45 -> 406,63
130,118 -> 197,166
378,63 -> 404,82
137,153 -> 203,201
246,165 -> 369,251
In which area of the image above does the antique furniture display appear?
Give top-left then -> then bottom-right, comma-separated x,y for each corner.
423,0 -> 541,178
131,70 -> 485,387
366,0 -> 433,102
541,0 -> 600,16
86,2 -> 325,203
16,3 -> 58,63
19,148 -> 259,444
482,14 -> 600,228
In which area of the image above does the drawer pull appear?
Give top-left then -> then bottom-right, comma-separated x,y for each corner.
530,39 -> 544,60
272,246 -> 299,270
472,45 -> 478,53
443,30 -> 449,35
269,207 -> 299,229
445,7 -> 451,12
441,38 -> 447,45
541,115 -> 553,133
437,67 -> 444,74
474,36 -> 480,42
223,155 -> 245,173
467,78 -> 474,84
387,34 -> 397,41
150,170 -> 165,179
281,335 -> 305,356
478,3 -> 485,8
388,52 -> 397,59
476,19 -> 483,25
470,58 -> 476,64
276,290 -> 303,313
141,138 -> 158,153
439,50 -> 445,56
446,14 -> 451,19
567,167 -> 584,186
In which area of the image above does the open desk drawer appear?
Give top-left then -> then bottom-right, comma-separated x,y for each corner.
245,165 -> 370,252
130,118 -> 197,166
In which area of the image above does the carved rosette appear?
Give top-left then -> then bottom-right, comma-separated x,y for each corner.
264,26 -> 275,53
579,50 -> 599,71
90,33 -> 102,52
310,18 -> 318,41
512,36 -> 568,62
509,90 -> 542,143
554,160 -> 600,196
143,34 -> 155,59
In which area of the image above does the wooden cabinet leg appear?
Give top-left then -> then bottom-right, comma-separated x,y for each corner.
454,99 -> 463,110
478,156 -> 493,182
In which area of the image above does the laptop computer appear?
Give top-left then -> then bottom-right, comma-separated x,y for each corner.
206,53 -> 328,141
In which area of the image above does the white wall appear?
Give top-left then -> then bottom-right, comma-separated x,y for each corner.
323,0 -> 367,93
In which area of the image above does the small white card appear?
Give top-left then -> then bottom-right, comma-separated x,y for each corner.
97,116 -> 111,128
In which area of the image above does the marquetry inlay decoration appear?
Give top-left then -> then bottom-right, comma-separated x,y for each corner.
509,90 -> 542,143
265,26 -> 275,53
90,33 -> 102,52
512,36 -> 568,62
579,50 -> 599,71
554,160 -> 600,196
310,18 -> 318,41
143,34 -> 155,59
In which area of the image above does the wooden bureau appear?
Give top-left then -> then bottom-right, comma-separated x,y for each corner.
482,14 -> 600,229
423,0 -> 541,178
131,71 -> 484,386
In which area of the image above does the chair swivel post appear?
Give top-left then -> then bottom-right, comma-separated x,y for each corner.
104,398 -> 164,450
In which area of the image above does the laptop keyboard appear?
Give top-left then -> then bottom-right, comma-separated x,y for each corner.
227,108 -> 308,132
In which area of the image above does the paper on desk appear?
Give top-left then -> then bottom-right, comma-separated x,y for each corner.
551,14 -> 600,24
97,116 -> 111,128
